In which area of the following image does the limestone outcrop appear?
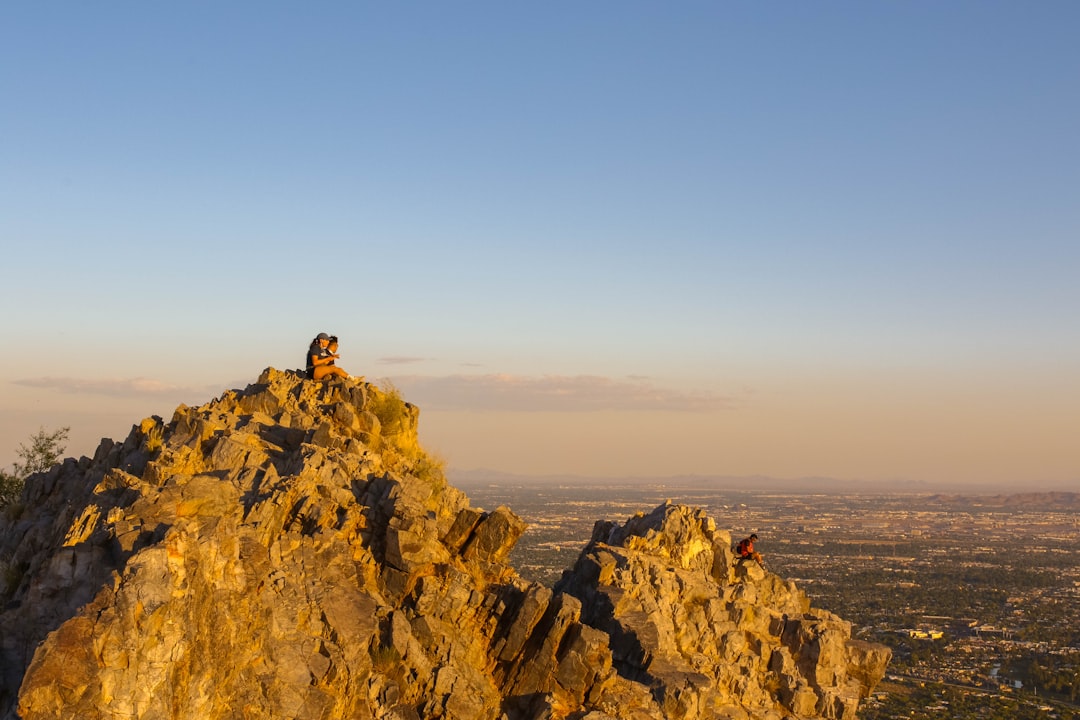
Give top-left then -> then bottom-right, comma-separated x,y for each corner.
0,368 -> 888,719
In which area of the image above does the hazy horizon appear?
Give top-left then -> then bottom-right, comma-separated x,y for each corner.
447,466 -> 1079,495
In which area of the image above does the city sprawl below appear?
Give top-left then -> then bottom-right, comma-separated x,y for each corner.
457,480 -> 1080,720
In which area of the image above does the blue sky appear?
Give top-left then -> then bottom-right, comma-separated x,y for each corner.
2,3 -> 1078,487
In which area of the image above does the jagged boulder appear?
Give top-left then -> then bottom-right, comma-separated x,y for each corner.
556,503 -> 890,720
0,368 -> 888,720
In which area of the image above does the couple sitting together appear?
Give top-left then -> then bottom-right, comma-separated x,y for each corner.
306,332 -> 361,382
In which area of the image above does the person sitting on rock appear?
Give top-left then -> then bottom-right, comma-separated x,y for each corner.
324,335 -> 363,381
306,332 -> 352,381
736,533 -> 764,566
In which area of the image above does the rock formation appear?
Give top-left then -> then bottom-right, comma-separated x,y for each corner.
0,368 -> 888,719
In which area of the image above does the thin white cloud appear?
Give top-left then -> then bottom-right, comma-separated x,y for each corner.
377,356 -> 430,366
391,374 -> 740,413
13,376 -> 200,398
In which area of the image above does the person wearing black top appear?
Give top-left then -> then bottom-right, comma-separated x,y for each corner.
306,332 -> 352,381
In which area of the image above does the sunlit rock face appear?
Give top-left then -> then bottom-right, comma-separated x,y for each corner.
557,503 -> 891,719
0,368 -> 888,720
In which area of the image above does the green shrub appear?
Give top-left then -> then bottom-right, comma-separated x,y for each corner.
143,421 -> 164,453
0,426 -> 69,508
0,471 -> 21,508
368,381 -> 410,436
370,645 -> 402,671
367,382 -> 446,490
412,451 -> 446,484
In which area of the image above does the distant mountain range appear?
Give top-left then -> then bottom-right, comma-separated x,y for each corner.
925,491 -> 1080,510
449,468 -> 1076,496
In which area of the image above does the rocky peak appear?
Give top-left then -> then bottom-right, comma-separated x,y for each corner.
558,502 -> 889,719
0,368 -> 888,719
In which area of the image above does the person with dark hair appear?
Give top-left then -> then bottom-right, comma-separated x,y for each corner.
736,533 -> 764,566
324,335 -> 361,381
306,332 -> 352,381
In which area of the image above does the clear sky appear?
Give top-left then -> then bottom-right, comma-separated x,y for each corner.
2,3 -> 1077,489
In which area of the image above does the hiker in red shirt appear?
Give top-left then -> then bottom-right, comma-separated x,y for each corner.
736,533 -> 764,566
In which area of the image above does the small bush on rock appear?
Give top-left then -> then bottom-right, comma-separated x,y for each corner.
0,426 -> 70,508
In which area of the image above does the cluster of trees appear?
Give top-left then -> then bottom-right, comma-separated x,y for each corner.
1007,652 -> 1080,702
773,555 -> 1061,630
0,427 -> 69,507
864,681 -> 1078,720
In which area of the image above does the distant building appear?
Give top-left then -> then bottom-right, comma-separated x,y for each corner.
902,629 -> 944,640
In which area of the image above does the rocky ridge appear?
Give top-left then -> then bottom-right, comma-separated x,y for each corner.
0,368 -> 888,719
